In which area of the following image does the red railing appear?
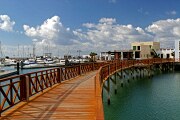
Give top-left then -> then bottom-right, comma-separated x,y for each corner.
0,75 -> 21,114
95,58 -> 175,119
24,68 -> 59,97
0,58 -> 175,117
81,63 -> 94,74
61,66 -> 80,81
97,58 -> 175,85
96,58 -> 175,88
0,62 -> 104,116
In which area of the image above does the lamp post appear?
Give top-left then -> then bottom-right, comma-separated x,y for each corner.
77,50 -> 81,64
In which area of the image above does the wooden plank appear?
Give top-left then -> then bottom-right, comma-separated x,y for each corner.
1,71 -> 103,120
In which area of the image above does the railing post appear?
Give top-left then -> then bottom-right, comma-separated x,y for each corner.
41,72 -> 44,92
79,65 -> 81,75
17,62 -> 20,74
114,72 -> 117,94
20,75 -> 30,102
57,68 -> 61,83
92,62 -> 95,71
25,76 -> 30,102
107,78 -> 110,105
10,79 -> 13,105
60,68 -> 63,81
20,75 -> 27,101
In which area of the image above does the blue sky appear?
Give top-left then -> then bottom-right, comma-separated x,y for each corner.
0,0 -> 180,57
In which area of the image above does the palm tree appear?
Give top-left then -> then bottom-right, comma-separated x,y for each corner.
89,52 -> 97,62
171,51 -> 175,58
150,49 -> 160,58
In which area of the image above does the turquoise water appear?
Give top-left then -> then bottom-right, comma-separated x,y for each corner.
103,71 -> 180,120
0,67 -> 53,110
19,67 -> 49,74
1,66 -> 52,74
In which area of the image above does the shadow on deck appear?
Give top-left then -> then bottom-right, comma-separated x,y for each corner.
1,71 -> 102,120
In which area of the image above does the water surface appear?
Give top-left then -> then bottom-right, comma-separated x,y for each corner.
103,71 -> 180,120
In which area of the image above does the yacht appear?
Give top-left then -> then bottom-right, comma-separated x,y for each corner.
36,56 -> 45,64
44,57 -> 55,64
57,59 -> 65,65
0,61 -> 4,67
4,58 -> 17,66
69,59 -> 80,63
23,58 -> 36,65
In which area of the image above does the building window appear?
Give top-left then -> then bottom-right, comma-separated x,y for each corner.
133,46 -> 136,50
137,46 -> 140,50
135,52 -> 140,58
149,45 -> 152,49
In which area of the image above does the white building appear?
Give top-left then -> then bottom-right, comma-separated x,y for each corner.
100,50 -> 134,60
131,41 -> 160,59
156,48 -> 174,59
175,40 -> 180,61
82,55 -> 90,59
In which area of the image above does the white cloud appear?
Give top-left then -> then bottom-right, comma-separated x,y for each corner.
146,18 -> 180,48
23,15 -> 180,56
166,10 -> 177,15
0,15 -> 15,32
138,8 -> 149,15
109,0 -> 117,3
23,16 -> 77,46
23,17 -> 154,55
99,18 -> 116,24
75,18 -> 153,52
82,23 -> 95,28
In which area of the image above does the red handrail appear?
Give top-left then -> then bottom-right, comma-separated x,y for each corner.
94,58 -> 175,119
0,58 -> 175,116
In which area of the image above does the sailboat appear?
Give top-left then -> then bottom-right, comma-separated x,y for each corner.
0,41 -> 5,66
4,58 -> 17,66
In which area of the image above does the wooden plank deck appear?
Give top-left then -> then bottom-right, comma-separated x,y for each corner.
1,71 -> 103,120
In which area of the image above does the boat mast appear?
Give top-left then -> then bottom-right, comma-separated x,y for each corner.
33,43 -> 36,58
0,41 -> 3,61
18,44 -> 19,58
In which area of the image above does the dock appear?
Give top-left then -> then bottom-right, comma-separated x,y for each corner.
0,58 -> 175,119
0,70 -> 18,79
1,71 -> 101,120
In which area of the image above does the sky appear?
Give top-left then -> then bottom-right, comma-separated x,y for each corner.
0,0 -> 180,57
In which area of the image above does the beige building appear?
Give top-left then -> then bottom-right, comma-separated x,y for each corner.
131,41 -> 160,59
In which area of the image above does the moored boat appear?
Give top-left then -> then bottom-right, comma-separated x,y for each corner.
4,58 -> 17,66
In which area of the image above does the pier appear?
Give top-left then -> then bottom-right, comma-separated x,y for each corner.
0,58 -> 175,119
0,70 -> 18,79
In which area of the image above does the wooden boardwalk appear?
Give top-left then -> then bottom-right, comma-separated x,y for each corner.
1,59 -> 173,120
1,71 -> 103,120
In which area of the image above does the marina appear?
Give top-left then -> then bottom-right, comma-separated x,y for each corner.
0,40 -> 179,120
0,58 -> 176,119
1,1 -> 180,119
0,70 -> 18,79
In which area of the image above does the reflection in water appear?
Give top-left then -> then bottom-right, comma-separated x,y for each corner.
103,71 -> 180,120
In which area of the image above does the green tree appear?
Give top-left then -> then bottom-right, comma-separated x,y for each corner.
150,49 -> 160,58
89,52 -> 97,62
171,51 -> 175,57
